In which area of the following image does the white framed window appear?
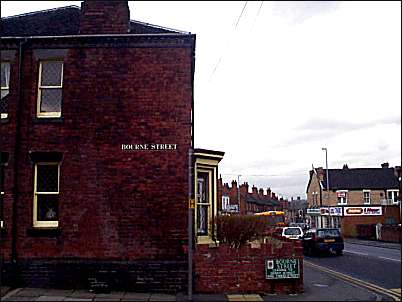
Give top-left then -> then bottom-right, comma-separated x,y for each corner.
37,60 -> 63,118
196,171 -> 211,236
33,163 -> 60,228
363,190 -> 371,205
0,190 -> 4,228
1,61 -> 10,119
222,195 -> 229,211
387,190 -> 400,204
337,190 -> 348,205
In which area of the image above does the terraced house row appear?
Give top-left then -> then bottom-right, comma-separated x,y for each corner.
1,0 -> 226,292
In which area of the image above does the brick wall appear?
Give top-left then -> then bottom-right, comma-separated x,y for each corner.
194,239 -> 304,294
1,10 -> 194,291
341,206 -> 401,237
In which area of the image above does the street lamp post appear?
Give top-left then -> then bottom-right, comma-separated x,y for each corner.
237,175 -> 241,214
322,148 -> 331,228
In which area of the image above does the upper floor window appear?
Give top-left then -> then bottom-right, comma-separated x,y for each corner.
387,190 -> 400,204
37,60 -> 63,118
33,163 -> 60,228
1,62 -> 10,119
337,191 -> 347,205
363,190 -> 371,205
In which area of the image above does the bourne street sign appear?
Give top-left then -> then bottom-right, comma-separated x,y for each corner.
265,258 -> 300,279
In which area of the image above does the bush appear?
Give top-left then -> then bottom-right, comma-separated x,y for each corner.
216,215 -> 270,248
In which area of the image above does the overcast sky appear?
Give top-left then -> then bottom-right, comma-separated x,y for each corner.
2,1 -> 401,199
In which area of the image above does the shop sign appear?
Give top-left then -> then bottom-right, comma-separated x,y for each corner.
265,258 -> 300,279
320,208 -> 329,215
307,208 -> 320,215
344,207 -> 382,216
329,207 -> 343,216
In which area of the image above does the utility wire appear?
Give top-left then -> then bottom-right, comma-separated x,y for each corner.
209,1 -> 248,80
251,1 -> 264,31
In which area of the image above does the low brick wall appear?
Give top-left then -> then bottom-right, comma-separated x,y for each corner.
194,238 -> 303,294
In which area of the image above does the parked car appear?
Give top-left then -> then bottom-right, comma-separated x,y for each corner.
282,226 -> 304,240
302,228 -> 344,256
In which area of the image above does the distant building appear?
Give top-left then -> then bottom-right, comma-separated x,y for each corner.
306,162 -> 401,236
288,197 -> 308,224
218,179 -> 282,215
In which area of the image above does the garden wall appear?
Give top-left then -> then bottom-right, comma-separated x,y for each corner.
194,238 -> 303,294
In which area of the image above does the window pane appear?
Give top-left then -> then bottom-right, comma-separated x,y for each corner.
41,61 -> 63,86
0,95 -> 8,116
40,88 -> 62,113
37,194 -> 58,221
197,205 -> 208,235
1,62 -> 10,88
37,165 -> 58,192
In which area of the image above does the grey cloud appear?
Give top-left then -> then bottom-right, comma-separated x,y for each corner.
271,1 -> 340,24
274,115 -> 401,148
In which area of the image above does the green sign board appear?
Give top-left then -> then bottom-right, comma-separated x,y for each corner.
265,258 -> 300,279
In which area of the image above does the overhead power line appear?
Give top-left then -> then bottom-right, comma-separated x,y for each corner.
209,1 -> 248,80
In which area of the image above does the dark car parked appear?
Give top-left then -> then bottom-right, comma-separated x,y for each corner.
302,228 -> 344,256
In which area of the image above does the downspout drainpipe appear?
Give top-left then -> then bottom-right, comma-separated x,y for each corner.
11,38 -> 27,268
188,33 -> 196,301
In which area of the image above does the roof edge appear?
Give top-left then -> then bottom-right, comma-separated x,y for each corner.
1,5 -> 80,20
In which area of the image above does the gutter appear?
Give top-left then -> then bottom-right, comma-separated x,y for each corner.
1,33 -> 193,40
11,38 -> 27,265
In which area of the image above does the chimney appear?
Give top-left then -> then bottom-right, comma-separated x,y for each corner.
259,188 -> 264,197
343,164 -> 349,169
272,192 -> 277,200
267,187 -> 271,198
80,0 -> 130,34
231,180 -> 237,188
316,167 -> 324,181
252,186 -> 258,196
381,162 -> 389,169
394,166 -> 401,179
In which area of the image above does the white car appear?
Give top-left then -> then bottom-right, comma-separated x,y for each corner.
282,227 -> 304,240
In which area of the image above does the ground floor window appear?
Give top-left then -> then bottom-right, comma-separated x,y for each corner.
196,171 -> 210,236
33,162 -> 60,228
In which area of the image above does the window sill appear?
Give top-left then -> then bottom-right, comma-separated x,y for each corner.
33,117 -> 64,124
26,227 -> 62,237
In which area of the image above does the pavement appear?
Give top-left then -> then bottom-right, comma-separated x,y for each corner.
344,238 -> 400,250
1,238 -> 396,302
0,264 -> 387,301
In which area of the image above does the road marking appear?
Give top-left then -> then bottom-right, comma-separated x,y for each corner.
305,261 -> 401,301
378,256 -> 401,262
390,289 -> 401,294
344,250 -> 369,256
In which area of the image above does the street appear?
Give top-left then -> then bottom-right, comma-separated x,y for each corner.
304,241 -> 401,300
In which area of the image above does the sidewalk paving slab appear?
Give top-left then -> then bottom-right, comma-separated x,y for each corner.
176,293 -> 227,301
36,295 -> 65,301
149,293 -> 176,301
121,292 -> 151,301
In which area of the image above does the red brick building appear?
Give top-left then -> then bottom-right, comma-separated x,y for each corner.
1,1 -> 197,292
218,179 -> 282,215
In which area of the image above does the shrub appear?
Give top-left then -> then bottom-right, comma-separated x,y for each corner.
216,215 -> 270,248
